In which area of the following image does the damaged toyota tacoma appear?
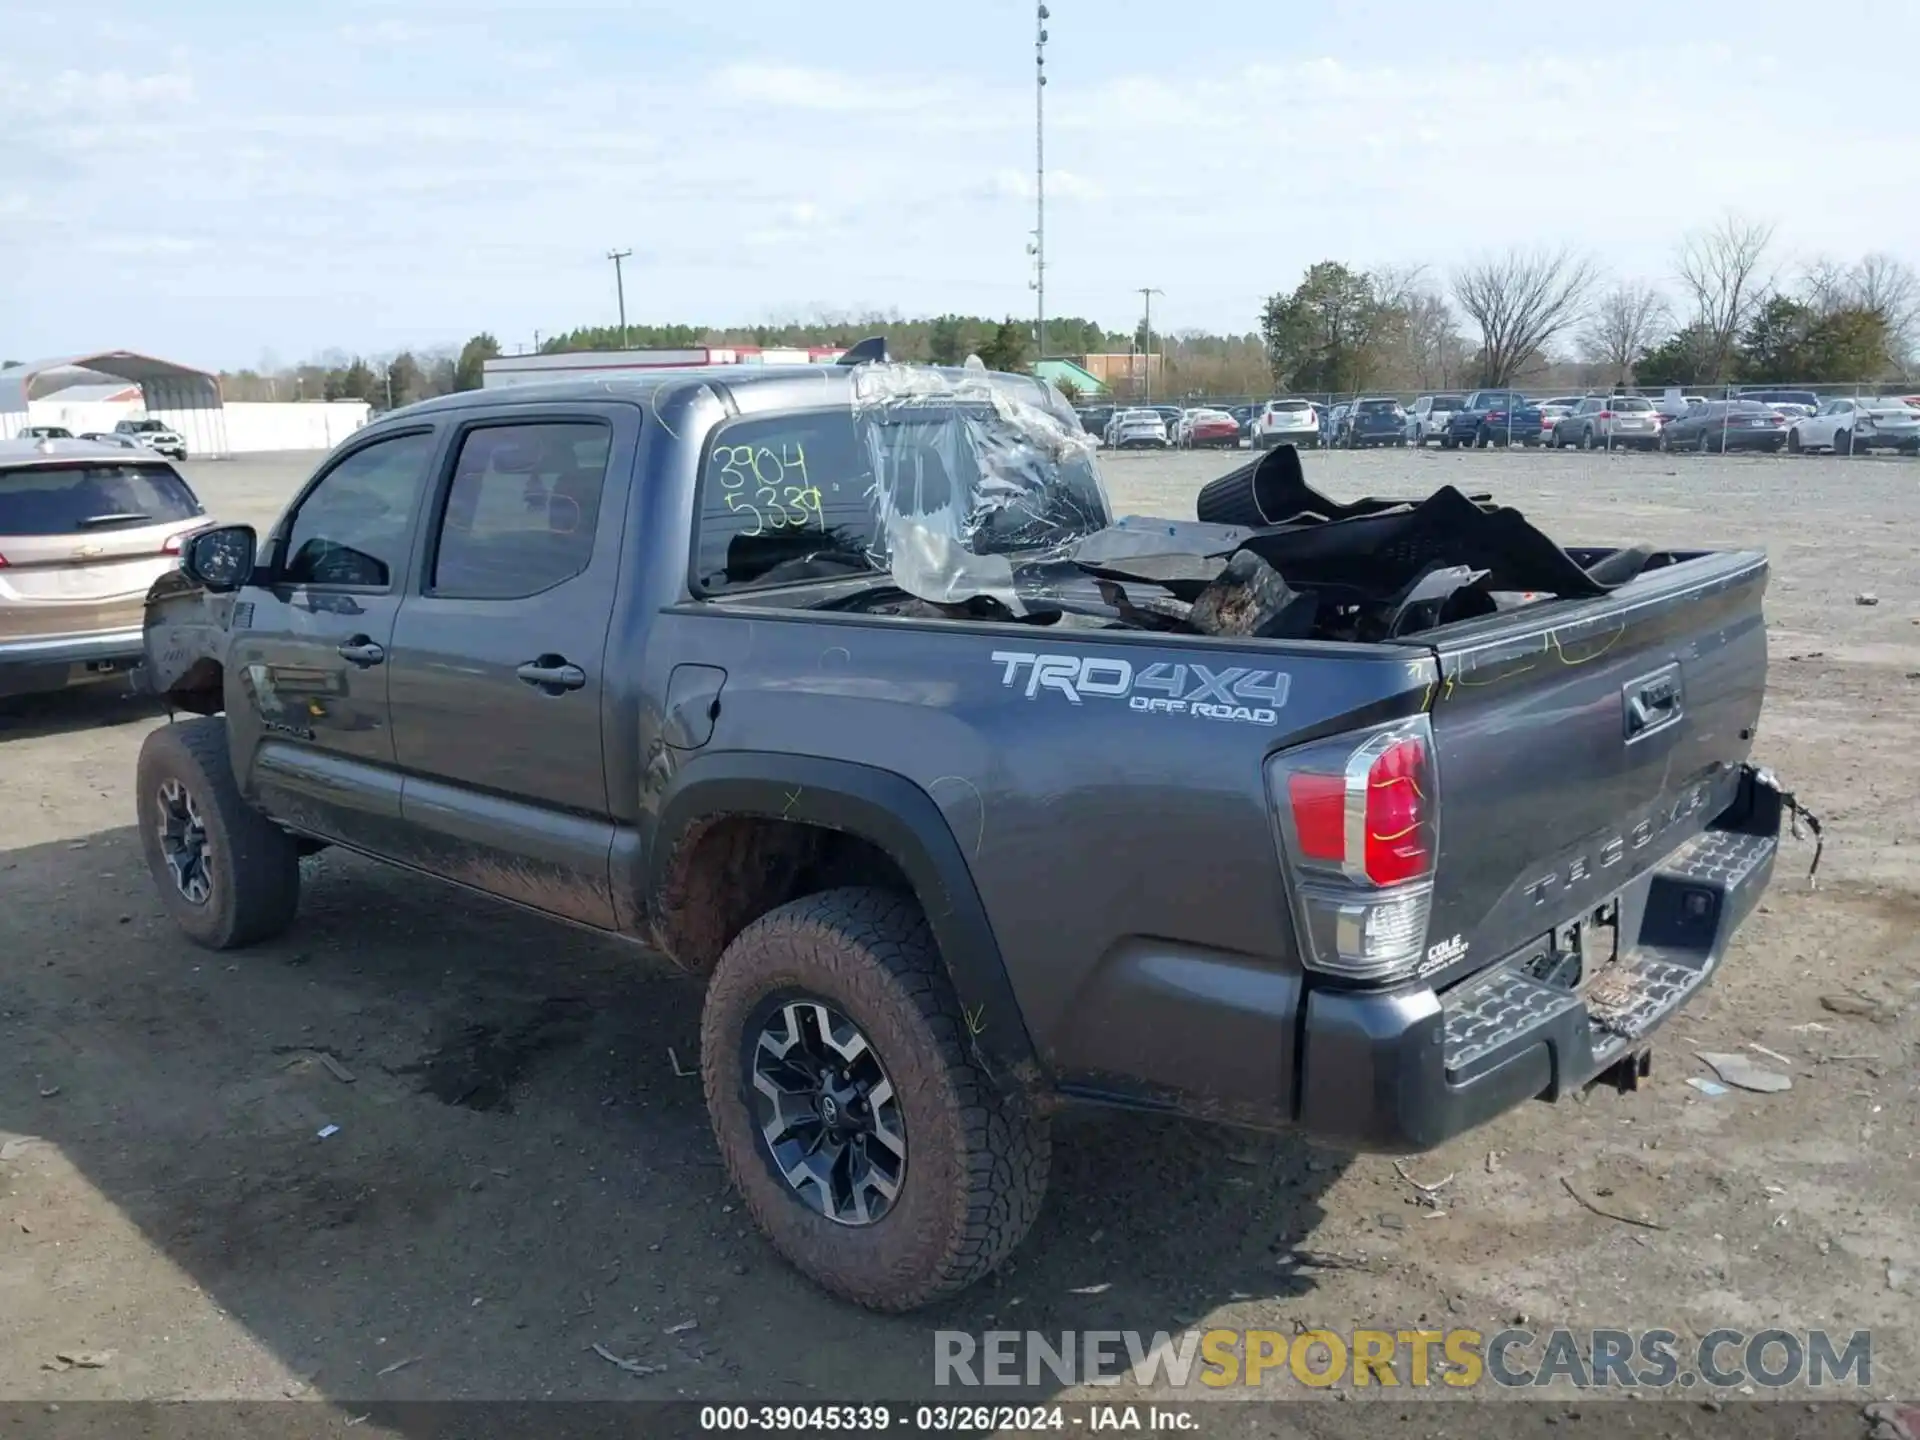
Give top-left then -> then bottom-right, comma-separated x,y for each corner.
133,348 -> 1807,1313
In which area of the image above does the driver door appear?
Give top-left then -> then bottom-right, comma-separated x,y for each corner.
226,427 -> 441,854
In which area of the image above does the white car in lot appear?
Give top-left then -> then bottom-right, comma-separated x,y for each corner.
1250,399 -> 1321,450
1787,397 -> 1920,455
1104,408 -> 1172,449
1405,394 -> 1466,446
113,417 -> 189,461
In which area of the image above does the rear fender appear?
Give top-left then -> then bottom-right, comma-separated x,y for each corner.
648,752 -> 1043,1093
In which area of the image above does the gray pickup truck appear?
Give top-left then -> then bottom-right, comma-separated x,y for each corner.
134,351 -> 1796,1312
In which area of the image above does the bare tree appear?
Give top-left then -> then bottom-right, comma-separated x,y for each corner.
1853,253 -> 1920,369
1674,213 -> 1775,381
1451,247 -> 1597,386
1370,264 -> 1472,389
1578,282 -> 1672,385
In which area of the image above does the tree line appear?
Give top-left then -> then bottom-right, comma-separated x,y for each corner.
1259,215 -> 1918,395
209,213 -> 1915,409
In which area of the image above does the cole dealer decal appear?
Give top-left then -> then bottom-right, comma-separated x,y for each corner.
991,651 -> 1290,726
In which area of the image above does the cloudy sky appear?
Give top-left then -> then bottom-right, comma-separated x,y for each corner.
2,0 -> 1915,368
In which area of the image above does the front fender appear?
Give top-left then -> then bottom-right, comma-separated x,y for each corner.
140,569 -> 234,703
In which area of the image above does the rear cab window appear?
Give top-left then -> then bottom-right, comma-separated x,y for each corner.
0,462 -> 202,536
693,386 -> 1110,595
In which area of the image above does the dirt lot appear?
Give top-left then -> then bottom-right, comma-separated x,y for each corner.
1,445 -> 1915,1413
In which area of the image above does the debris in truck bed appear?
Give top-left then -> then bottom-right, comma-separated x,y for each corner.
1187,550 -> 1317,639
831,440 -> 1660,644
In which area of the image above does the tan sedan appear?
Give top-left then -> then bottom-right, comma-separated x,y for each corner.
0,437 -> 213,698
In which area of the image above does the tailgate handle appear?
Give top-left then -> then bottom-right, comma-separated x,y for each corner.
1625,667 -> 1683,739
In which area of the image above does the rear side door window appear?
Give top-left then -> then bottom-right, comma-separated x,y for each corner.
428,422 -> 614,600
282,432 -> 436,589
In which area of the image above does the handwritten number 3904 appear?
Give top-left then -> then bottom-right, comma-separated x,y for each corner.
713,443 -> 824,537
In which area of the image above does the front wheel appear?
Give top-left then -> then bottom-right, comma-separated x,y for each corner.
135,718 -> 301,949
701,887 -> 1050,1313
1835,429 -> 1852,455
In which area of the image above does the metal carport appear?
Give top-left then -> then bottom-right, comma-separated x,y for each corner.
0,351 -> 229,458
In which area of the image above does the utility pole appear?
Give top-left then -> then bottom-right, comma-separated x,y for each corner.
606,249 -> 633,349
1029,4 -> 1050,362
1138,287 -> 1164,401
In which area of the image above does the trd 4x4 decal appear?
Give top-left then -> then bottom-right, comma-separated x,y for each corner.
990,651 -> 1290,726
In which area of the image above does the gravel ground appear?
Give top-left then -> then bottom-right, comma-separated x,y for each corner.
0,444 -> 1914,1412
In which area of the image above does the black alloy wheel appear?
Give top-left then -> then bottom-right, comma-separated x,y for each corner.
746,996 -> 906,1226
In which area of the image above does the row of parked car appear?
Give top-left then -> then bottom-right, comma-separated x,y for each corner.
18,419 -> 190,461
1076,390 -> 1920,457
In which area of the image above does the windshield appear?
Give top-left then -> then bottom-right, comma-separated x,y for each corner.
1269,400 -> 1310,412
0,462 -> 202,536
1356,399 -> 1401,414
695,372 -> 1110,603
1611,398 -> 1654,412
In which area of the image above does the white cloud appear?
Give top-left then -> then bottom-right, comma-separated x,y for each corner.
709,62 -> 933,114
338,20 -> 431,45
86,235 -> 206,257
987,168 -> 1103,202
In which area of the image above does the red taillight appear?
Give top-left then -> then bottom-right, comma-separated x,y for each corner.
1281,729 -> 1435,886
1364,738 -> 1431,885
1287,773 -> 1347,862
1269,718 -> 1440,983
0,553 -> 8,567
1598,411 -> 1614,421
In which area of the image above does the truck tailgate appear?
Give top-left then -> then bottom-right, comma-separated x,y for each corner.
1411,548 -> 1770,991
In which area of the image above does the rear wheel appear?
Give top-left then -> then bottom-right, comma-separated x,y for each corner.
1579,426 -> 1595,451
135,718 -> 301,950
701,887 -> 1050,1313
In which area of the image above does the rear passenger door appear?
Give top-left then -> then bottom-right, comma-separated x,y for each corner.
384,407 -> 639,929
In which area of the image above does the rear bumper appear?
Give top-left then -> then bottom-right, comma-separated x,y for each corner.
0,628 -> 146,698
1293,763 -> 1784,1152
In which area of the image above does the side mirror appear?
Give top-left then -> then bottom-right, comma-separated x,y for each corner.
182,524 -> 258,591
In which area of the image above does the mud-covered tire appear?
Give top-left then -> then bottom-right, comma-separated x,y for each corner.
135,718 -> 300,949
701,886 -> 1050,1312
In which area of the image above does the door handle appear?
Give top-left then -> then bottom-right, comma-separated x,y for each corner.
516,655 -> 587,693
337,637 -> 385,667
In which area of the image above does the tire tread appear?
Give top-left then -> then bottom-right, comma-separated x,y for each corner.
701,886 -> 1049,1311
